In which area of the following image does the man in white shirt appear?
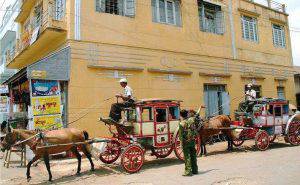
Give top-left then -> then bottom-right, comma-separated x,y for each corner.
108,78 -> 135,122
245,83 -> 256,101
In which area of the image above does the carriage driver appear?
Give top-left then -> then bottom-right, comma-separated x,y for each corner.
102,78 -> 135,123
245,83 -> 256,101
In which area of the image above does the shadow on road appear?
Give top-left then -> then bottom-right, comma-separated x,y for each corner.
202,141 -> 293,157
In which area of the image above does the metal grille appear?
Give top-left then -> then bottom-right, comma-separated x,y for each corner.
198,1 -> 224,35
96,0 -> 135,17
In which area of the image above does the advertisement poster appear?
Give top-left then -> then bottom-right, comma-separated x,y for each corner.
31,96 -> 61,116
31,80 -> 60,97
33,114 -> 63,130
0,85 -> 8,94
0,96 -> 9,113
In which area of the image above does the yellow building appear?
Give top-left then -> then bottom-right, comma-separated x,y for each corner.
5,0 -> 297,136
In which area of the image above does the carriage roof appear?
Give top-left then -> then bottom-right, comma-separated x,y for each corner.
135,98 -> 182,105
249,98 -> 288,105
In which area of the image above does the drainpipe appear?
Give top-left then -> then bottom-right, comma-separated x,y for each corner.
228,0 -> 237,60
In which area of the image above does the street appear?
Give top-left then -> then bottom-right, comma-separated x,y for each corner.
1,139 -> 299,185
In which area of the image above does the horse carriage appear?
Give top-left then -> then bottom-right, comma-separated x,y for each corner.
231,98 -> 300,150
97,99 -> 201,173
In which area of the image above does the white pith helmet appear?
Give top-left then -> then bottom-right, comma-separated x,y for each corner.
247,83 -> 253,88
119,78 -> 128,83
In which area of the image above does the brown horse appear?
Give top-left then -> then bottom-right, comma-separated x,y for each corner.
198,115 -> 235,156
0,126 -> 94,182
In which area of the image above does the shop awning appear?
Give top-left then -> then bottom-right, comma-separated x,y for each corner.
3,46 -> 70,85
2,68 -> 27,85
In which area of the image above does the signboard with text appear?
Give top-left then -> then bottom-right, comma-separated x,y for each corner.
33,114 -> 63,130
31,96 -> 61,116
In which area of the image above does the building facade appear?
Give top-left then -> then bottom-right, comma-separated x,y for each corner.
5,0 -> 297,136
0,0 -> 20,83
0,0 -> 20,122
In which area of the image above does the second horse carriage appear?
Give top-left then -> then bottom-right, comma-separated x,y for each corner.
231,98 -> 300,150
98,99 -> 200,173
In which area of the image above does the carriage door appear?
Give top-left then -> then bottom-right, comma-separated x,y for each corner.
154,107 -> 170,147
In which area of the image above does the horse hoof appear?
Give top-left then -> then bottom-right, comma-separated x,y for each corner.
76,172 -> 81,176
91,168 -> 95,172
27,177 -> 31,182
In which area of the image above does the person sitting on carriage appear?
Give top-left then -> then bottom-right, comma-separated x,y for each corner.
101,78 -> 135,124
245,83 -> 256,102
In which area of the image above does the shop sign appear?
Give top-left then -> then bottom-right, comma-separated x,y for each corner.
31,96 -> 61,116
31,80 -> 59,96
0,96 -> 9,113
0,85 -> 8,94
33,114 -> 63,130
31,70 -> 47,79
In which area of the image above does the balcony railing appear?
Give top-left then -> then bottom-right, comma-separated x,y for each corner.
7,2 -> 66,65
247,0 -> 286,13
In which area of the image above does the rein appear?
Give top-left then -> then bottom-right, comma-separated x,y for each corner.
13,132 -> 39,146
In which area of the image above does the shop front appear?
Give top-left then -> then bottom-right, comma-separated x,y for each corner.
3,47 -> 70,131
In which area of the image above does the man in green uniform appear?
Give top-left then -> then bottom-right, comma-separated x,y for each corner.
179,109 -> 198,176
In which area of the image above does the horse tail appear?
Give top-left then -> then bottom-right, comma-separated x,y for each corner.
83,131 -> 89,140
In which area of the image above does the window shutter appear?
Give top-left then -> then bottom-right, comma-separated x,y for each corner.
124,0 -> 135,17
215,11 -> 224,34
151,0 -> 158,22
95,0 -> 105,12
174,0 -> 181,26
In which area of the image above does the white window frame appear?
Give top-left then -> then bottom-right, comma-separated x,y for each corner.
272,24 -> 286,48
241,15 -> 258,42
155,0 -> 177,25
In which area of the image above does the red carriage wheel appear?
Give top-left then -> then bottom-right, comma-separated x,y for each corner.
152,146 -> 173,158
269,135 -> 276,143
232,138 -> 244,147
286,121 -> 300,146
255,130 -> 270,151
99,140 -> 121,164
174,132 -> 201,161
121,144 -> 145,173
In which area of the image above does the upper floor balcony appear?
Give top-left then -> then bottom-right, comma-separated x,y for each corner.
240,0 -> 287,14
7,0 -> 67,69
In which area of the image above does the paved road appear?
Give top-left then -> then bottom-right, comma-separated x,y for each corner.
1,139 -> 299,185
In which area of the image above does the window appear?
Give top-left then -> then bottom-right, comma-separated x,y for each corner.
141,107 -> 153,121
95,0 -> 135,17
198,1 -> 224,34
283,104 -> 289,114
169,106 -> 179,120
268,105 -> 273,115
152,0 -> 182,26
155,108 -> 167,122
272,24 -> 286,48
241,15 -> 258,42
34,4 -> 43,28
55,0 -> 66,20
277,87 -> 285,100
274,106 -> 282,117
